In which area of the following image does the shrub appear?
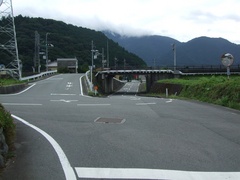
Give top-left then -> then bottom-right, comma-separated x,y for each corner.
0,104 -> 15,151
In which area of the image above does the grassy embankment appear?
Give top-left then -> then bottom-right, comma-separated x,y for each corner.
157,75 -> 240,110
0,104 -> 15,152
0,78 -> 18,167
0,78 -> 23,86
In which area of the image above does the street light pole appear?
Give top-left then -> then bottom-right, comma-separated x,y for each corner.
91,40 -> 94,91
46,32 -> 50,71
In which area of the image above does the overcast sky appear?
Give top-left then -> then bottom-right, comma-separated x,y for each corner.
10,0 -> 240,44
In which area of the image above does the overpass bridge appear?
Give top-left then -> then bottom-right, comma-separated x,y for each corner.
96,69 -> 177,93
95,67 -> 240,93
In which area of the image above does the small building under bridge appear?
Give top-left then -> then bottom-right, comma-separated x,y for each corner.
96,69 -> 177,93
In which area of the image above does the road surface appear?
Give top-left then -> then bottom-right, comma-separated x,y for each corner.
0,74 -> 240,180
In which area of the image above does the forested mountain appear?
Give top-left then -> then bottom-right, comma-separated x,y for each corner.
0,15 -> 146,72
104,32 -> 240,67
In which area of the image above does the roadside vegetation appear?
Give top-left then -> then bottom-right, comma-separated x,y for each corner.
157,75 -> 240,110
0,104 -> 16,166
0,77 -> 22,86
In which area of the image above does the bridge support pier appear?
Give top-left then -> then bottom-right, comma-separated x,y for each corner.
97,74 -> 114,94
146,73 -> 175,92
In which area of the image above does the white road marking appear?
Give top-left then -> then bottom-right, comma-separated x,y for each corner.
51,99 -> 78,103
11,115 -> 77,180
2,103 -> 42,106
77,104 -> 111,106
136,102 -> 156,105
75,167 -> 240,180
166,99 -> 173,103
130,97 -> 141,101
66,82 -> 73,90
46,77 -> 63,80
51,93 -> 76,96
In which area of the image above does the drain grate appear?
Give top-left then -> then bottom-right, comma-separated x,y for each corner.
94,117 -> 126,124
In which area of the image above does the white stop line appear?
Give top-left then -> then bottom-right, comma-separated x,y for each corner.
75,167 -> 240,180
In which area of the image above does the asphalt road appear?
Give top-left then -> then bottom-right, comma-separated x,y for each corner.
0,74 -> 240,180
116,80 -> 140,94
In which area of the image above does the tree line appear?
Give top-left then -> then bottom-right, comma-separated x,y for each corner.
0,15 -> 146,73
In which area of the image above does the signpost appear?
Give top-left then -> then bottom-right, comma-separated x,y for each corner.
221,53 -> 234,79
94,86 -> 98,96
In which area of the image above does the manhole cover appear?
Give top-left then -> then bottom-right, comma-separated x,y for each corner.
94,117 -> 125,124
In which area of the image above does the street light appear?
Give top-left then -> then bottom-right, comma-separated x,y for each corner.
46,32 -> 50,71
90,40 -> 99,91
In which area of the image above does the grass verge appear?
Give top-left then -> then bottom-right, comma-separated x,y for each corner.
0,77 -> 23,87
157,75 -> 240,110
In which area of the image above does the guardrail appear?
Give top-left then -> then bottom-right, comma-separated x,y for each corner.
85,70 -> 93,91
20,70 -> 57,81
179,71 -> 240,76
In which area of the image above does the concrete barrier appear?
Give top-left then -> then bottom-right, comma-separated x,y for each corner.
0,84 -> 26,94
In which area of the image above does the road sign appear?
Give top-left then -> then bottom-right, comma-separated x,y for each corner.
221,53 -> 234,67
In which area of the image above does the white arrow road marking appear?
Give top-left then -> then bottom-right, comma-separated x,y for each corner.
75,167 -> 240,180
12,115 -> 77,180
66,82 -> 73,90
166,99 -> 173,103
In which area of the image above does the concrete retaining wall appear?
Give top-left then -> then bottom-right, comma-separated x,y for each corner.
150,82 -> 183,95
0,84 -> 26,94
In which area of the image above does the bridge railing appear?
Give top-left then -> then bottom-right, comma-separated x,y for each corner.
105,64 -> 240,74
20,70 -> 57,81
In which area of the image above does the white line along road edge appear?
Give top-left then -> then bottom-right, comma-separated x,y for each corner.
75,167 -> 240,180
11,115 -> 77,180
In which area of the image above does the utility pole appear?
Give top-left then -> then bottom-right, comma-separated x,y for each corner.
172,43 -> 177,72
114,57 -> 118,69
46,32 -> 50,71
33,31 -> 40,73
107,39 -> 109,68
91,40 -> 93,90
102,48 -> 105,70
